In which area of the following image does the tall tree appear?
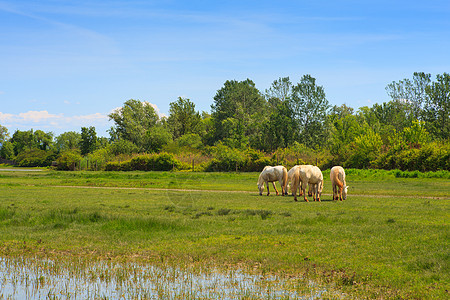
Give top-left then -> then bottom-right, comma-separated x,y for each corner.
108,99 -> 159,150
265,77 -> 293,108
386,72 -> 431,121
258,101 -> 296,151
0,124 -> 9,145
55,131 -> 81,152
424,72 -> 450,140
33,130 -> 53,151
210,79 -> 266,147
289,75 -> 330,148
167,97 -> 202,139
80,126 -> 97,156
11,130 -> 35,155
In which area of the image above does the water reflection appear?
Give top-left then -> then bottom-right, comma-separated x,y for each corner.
0,257 -> 334,299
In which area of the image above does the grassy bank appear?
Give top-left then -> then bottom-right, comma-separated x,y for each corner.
0,170 -> 448,298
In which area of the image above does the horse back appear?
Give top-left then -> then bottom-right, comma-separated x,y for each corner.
330,166 -> 344,188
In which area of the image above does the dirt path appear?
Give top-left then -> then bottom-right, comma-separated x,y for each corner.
49,185 -> 449,200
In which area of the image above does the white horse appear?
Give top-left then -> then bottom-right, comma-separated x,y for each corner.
298,165 -> 323,202
330,166 -> 348,201
257,166 -> 288,196
287,165 -> 311,199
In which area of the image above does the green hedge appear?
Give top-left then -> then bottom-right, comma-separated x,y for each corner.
373,142 -> 449,171
105,152 -> 181,171
15,148 -> 56,167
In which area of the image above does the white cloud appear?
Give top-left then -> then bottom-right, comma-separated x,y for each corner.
18,110 -> 63,123
0,110 -> 110,133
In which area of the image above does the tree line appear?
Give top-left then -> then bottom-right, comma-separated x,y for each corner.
0,72 -> 448,171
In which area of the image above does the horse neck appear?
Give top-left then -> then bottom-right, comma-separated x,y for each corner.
257,173 -> 265,185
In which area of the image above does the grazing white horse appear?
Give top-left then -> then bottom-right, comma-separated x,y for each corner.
257,166 -> 288,196
287,165 -> 312,199
298,165 -> 323,202
330,166 -> 348,201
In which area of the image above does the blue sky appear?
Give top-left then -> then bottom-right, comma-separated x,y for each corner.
1,0 -> 449,137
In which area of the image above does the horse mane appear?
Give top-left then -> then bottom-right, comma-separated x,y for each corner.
257,172 -> 265,185
258,166 -> 271,185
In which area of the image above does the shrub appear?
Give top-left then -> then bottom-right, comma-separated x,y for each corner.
105,152 -> 181,171
15,148 -> 56,167
56,150 -> 83,170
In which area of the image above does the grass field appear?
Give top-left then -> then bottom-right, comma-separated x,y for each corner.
0,169 -> 449,299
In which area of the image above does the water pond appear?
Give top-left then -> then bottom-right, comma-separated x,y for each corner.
0,256 -> 341,299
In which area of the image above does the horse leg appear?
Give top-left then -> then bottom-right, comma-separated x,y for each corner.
299,180 -> 303,196
316,185 -> 321,202
266,181 -> 270,196
272,182 -> 279,196
302,184 -> 309,202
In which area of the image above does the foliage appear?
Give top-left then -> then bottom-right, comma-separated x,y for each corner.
290,75 -> 331,149
144,125 -> 172,153
108,139 -> 139,156
345,130 -> 383,169
0,124 -> 10,144
9,129 -> 54,158
374,141 -> 450,171
105,152 -> 181,171
2,73 -> 449,172
56,149 -> 83,171
108,99 -> 160,150
0,141 -> 14,159
175,133 -> 203,149
15,148 -> 56,167
80,126 -> 98,155
167,97 -> 203,139
423,72 -> 450,139
210,79 -> 266,146
54,131 -> 81,152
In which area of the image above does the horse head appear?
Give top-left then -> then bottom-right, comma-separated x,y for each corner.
257,183 -> 264,195
343,185 -> 348,200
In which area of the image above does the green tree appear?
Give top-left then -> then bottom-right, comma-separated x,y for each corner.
346,130 -> 383,168
265,77 -> 293,107
258,101 -> 296,151
33,130 -> 53,151
55,131 -> 81,152
424,73 -> 450,140
145,125 -> 172,152
211,79 -> 266,146
0,124 -> 9,145
167,97 -> 203,139
371,100 -> 414,133
108,99 -> 159,150
11,130 -> 35,156
80,126 -> 97,156
329,113 -> 363,164
0,141 -> 14,159
386,72 -> 431,121
290,75 -> 330,148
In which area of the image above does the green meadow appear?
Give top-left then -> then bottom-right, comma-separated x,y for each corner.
0,169 -> 449,299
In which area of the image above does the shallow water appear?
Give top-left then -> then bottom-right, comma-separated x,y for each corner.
0,256 -> 336,299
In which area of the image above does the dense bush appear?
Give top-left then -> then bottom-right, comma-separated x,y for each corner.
15,148 -> 56,167
105,152 -> 181,171
373,141 -> 449,171
56,149 -> 83,170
